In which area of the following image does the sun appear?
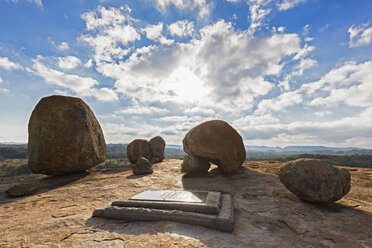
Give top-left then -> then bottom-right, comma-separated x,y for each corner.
161,67 -> 210,102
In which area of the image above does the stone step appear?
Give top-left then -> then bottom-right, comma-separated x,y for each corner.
112,191 -> 222,215
93,194 -> 234,232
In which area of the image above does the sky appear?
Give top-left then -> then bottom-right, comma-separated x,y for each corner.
0,0 -> 372,147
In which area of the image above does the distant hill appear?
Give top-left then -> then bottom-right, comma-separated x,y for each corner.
1,143 -> 371,161
244,145 -> 368,153
0,144 -> 27,159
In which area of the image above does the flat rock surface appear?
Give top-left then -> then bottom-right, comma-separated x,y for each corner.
0,159 -> 371,247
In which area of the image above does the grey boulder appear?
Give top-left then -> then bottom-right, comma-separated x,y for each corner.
279,158 -> 351,204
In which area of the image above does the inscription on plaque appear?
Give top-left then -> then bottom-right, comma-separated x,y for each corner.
130,190 -> 208,203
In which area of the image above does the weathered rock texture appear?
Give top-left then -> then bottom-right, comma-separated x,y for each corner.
28,95 -> 106,175
182,120 -> 246,174
132,157 -> 153,175
149,136 -> 166,163
279,158 -> 351,203
181,155 -> 211,173
126,139 -> 151,163
0,160 -> 371,247
6,183 -> 39,197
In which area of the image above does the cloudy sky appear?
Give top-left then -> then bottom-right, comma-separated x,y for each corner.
0,0 -> 372,147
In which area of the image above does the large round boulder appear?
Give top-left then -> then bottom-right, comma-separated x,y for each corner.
182,120 -> 246,174
279,158 -> 351,204
126,139 -> 151,163
149,136 -> 166,163
28,95 -> 106,175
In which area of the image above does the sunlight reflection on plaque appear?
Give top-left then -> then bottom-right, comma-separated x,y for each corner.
130,190 -> 208,203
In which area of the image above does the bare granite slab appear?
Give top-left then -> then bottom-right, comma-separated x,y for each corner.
93,193 -> 234,232
112,191 -> 221,214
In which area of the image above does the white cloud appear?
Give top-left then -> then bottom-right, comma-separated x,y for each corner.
315,111 -> 331,117
168,20 -> 195,37
277,26 -> 285,32
293,44 -> 315,60
89,19 -> 302,111
279,57 -> 317,90
303,60 -> 372,108
302,24 -> 310,36
81,5 -> 131,31
155,0 -> 211,19
31,56 -> 118,102
142,22 -> 174,45
256,91 -> 302,113
248,0 -> 271,32
80,6 -> 140,63
100,114 -> 212,144
7,0 -> 42,8
78,5 -> 372,147
247,0 -> 308,32
277,0 -> 306,11
235,106 -> 372,147
348,23 -> 372,48
158,115 -> 188,122
27,0 -> 42,7
233,114 -> 280,127
184,106 -> 215,116
115,106 -> 169,115
0,57 -> 23,70
57,42 -> 70,51
0,76 -> 8,93
84,59 -> 93,68
57,56 -> 82,70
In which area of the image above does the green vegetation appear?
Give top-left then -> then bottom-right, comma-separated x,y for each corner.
0,159 -> 45,184
246,153 -> 372,168
106,143 -> 127,159
0,144 -> 27,159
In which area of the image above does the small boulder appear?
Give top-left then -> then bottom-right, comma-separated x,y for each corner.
126,139 -> 151,163
149,136 -> 166,163
6,183 -> 39,197
181,155 -> 211,174
182,120 -> 246,174
28,95 -> 106,175
132,157 -> 153,175
279,158 -> 351,204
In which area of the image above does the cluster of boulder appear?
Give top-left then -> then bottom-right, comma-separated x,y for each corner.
21,95 -> 351,204
181,120 -> 351,204
127,136 -> 166,175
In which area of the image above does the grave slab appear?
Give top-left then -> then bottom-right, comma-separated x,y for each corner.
112,190 -> 221,214
93,193 -> 234,232
130,190 -> 207,202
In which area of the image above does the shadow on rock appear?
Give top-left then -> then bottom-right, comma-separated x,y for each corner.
98,166 -> 133,175
126,173 -> 152,179
0,171 -> 89,206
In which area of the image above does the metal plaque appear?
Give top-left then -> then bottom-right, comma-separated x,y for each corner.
130,190 -> 208,203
